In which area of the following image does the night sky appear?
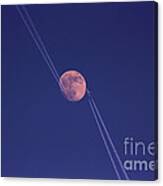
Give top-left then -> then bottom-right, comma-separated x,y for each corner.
2,2 -> 157,180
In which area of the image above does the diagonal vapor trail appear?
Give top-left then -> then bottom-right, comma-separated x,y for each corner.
21,6 -> 60,81
87,90 -> 129,180
88,97 -> 121,180
16,5 -> 129,180
91,97 -> 129,180
16,5 -> 60,83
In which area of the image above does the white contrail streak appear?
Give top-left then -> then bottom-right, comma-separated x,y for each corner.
88,98 -> 121,180
22,6 -> 60,81
16,5 -> 60,83
87,90 -> 129,180
90,96 -> 129,180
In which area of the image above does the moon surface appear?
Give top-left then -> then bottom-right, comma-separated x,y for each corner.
59,70 -> 87,102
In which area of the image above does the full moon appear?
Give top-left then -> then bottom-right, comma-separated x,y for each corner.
59,70 -> 87,102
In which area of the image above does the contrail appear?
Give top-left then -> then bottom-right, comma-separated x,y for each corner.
87,90 -> 129,180
16,5 -> 129,180
21,6 -> 60,81
16,5 -> 60,83
88,97 -> 121,180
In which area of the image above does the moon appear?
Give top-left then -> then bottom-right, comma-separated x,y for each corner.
59,70 -> 87,102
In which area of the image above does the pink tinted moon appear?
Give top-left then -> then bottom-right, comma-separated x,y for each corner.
59,70 -> 87,102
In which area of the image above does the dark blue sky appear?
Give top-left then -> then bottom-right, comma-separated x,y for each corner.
2,2 -> 157,180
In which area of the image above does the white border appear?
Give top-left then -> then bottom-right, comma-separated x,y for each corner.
0,0 -> 156,5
